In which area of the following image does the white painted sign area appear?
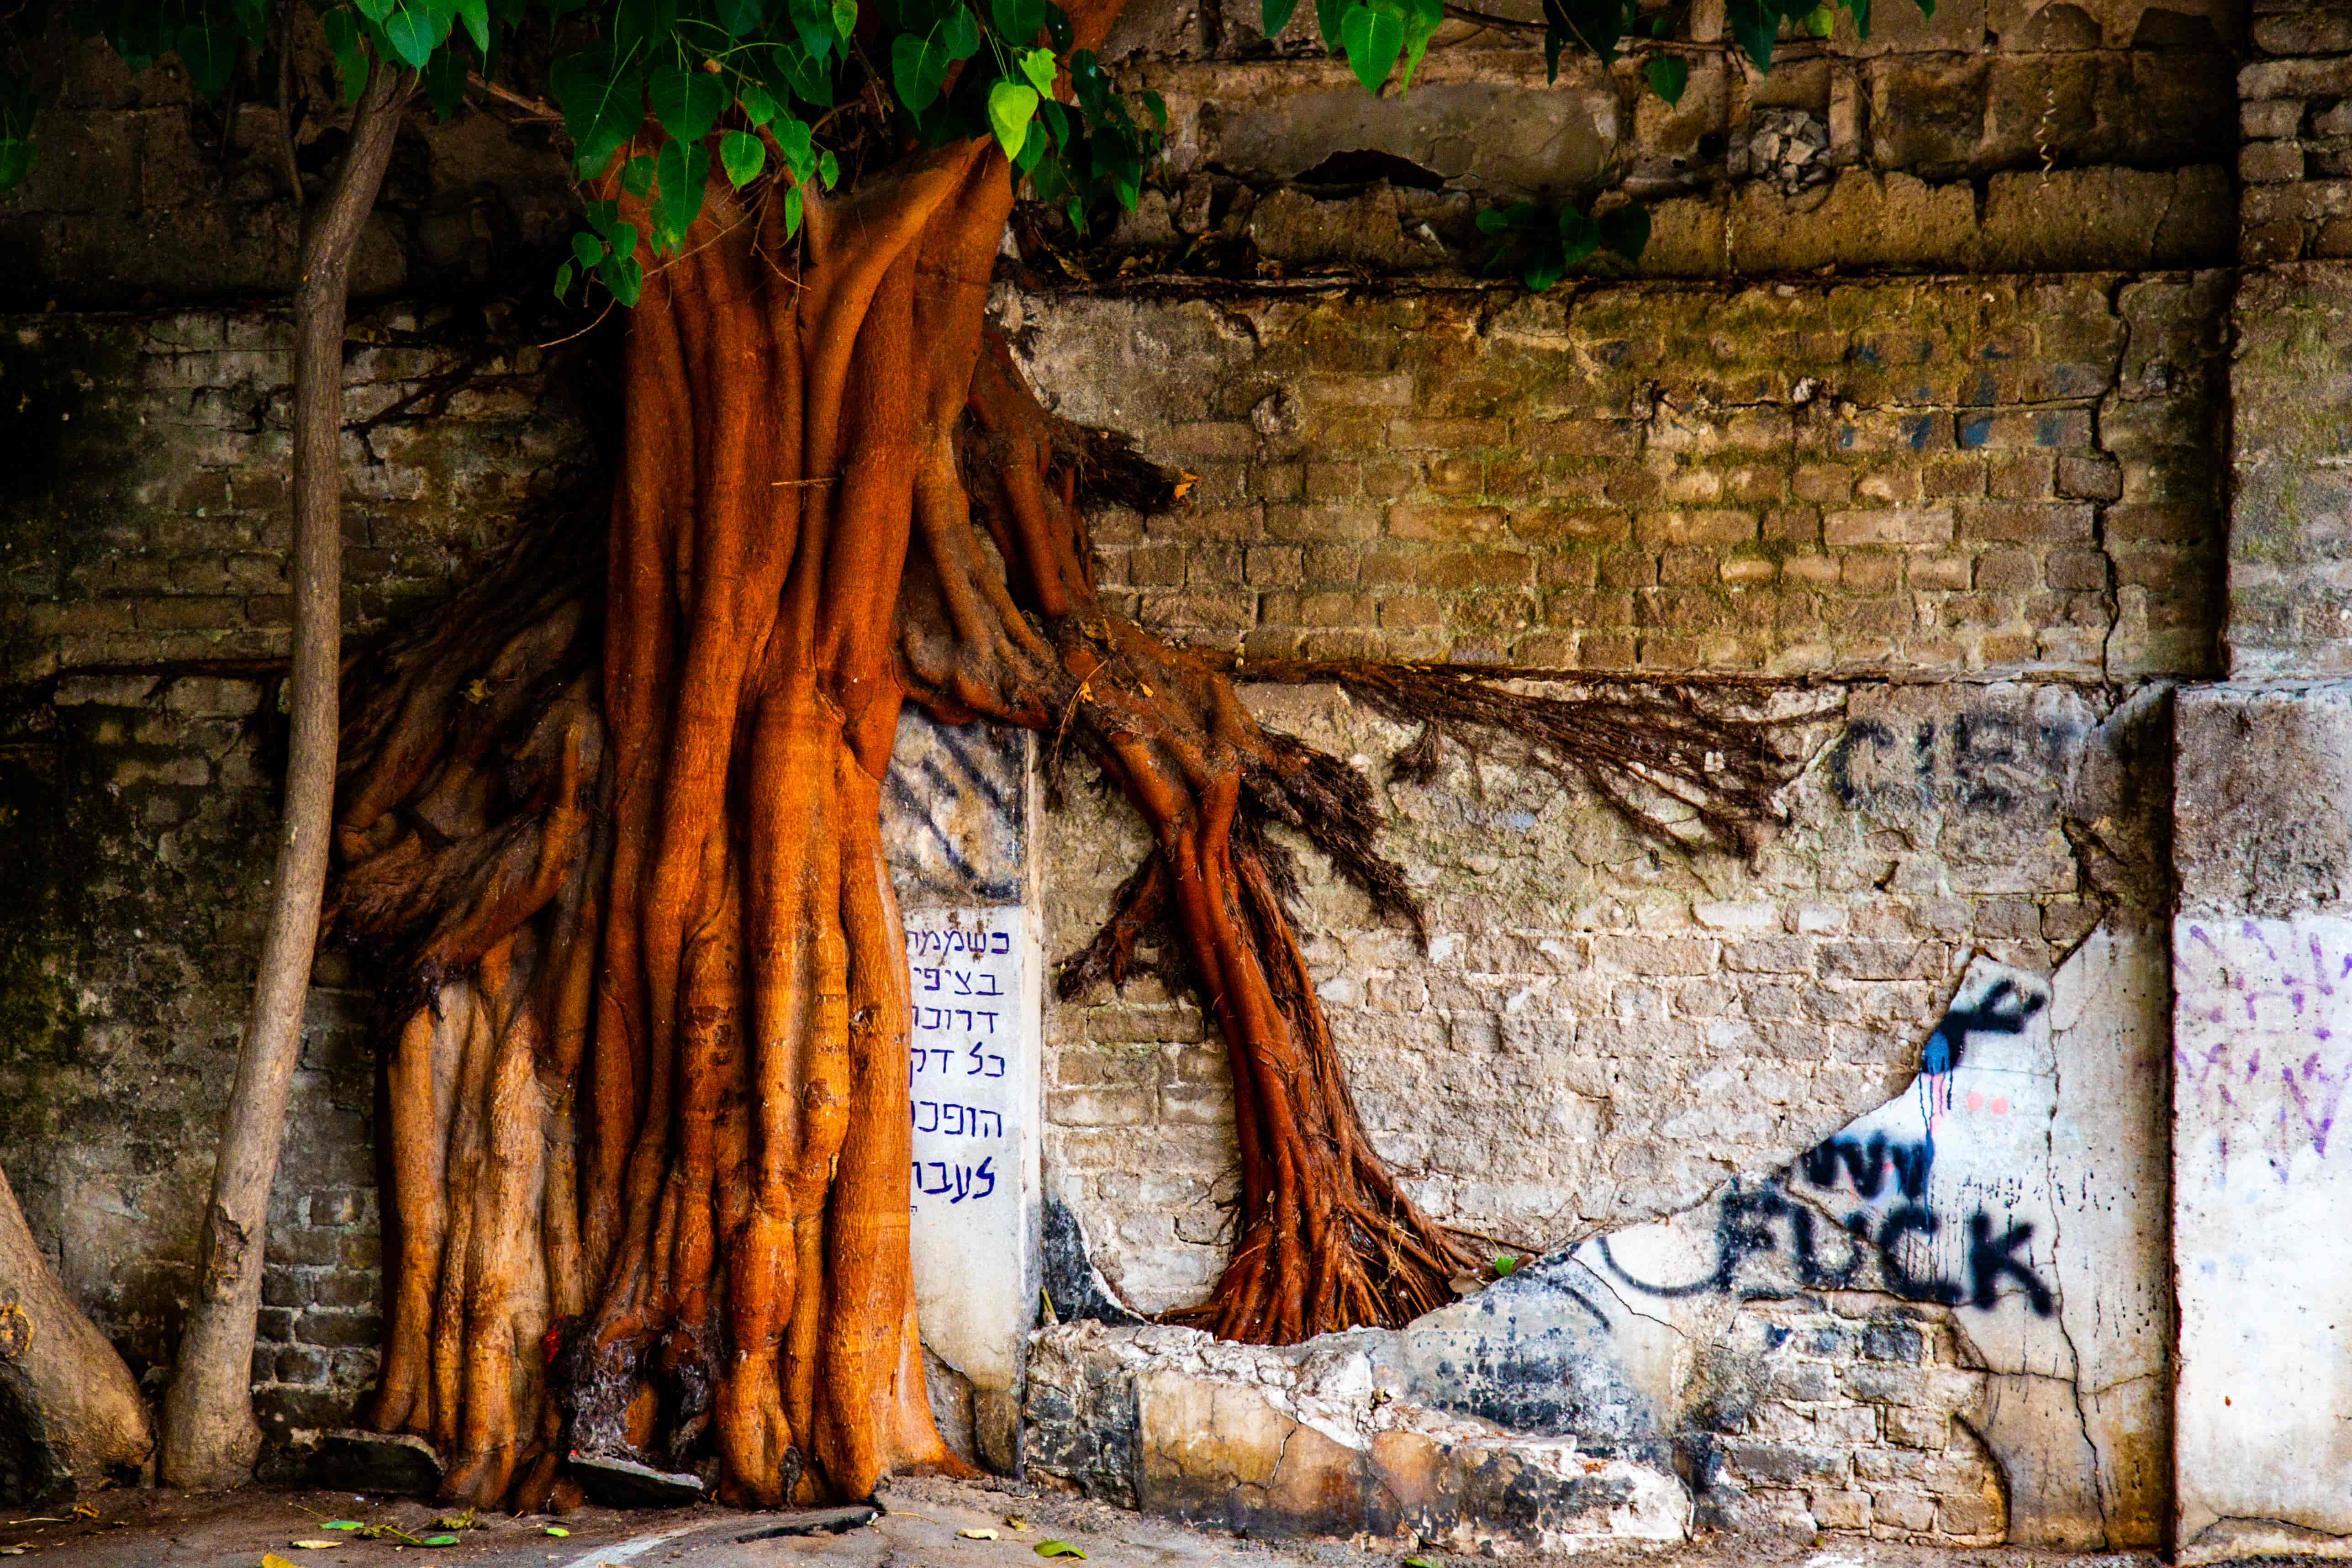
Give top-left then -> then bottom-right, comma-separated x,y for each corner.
904,904 -> 1042,1396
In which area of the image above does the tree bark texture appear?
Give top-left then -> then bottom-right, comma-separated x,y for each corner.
0,1165 -> 153,1503
332,55 -> 1483,1512
162,59 -> 412,1490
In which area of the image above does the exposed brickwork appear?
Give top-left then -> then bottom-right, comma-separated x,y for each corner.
1698,1298 -> 2003,1545
1017,273 -> 2227,677
1041,678 -> 2166,1311
1093,0 -> 2235,278
2239,3 -> 2352,264
0,308 -> 591,684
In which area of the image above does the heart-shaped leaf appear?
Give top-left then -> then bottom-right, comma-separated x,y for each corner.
456,0 -> 491,50
1642,55 -> 1688,105
720,128 -> 766,185
1019,46 -> 1058,95
382,5 -> 444,69
740,81 -> 780,125
1338,5 -> 1404,93
717,0 -> 768,33
1261,0 -> 1300,34
550,46 -> 646,177
1597,202 -> 1650,259
987,79 -> 1040,160
649,63 -> 728,144
176,19 -> 238,95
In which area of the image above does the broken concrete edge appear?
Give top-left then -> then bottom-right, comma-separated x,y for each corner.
735,1504 -> 884,1540
565,1451 -> 707,1508
1024,929 -> 2167,1552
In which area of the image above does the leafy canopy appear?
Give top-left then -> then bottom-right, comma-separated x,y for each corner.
1,0 -> 1927,302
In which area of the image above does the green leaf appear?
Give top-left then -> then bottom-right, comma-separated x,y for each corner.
782,183 -> 804,235
1019,46 -> 1057,95
456,0 -> 491,50
649,63 -> 728,144
615,0 -> 680,58
320,10 -> 369,104
1314,0 -> 1350,49
651,137 -> 711,246
740,81 -> 780,125
420,1537 -> 461,1548
817,148 -> 838,186
620,153 -> 658,195
1404,1557 -> 1440,1568
422,41 -> 470,119
175,20 -> 238,98
554,259 -> 575,299
944,5 -> 982,56
324,1525 -> 364,1533
1262,0 -> 1300,34
599,247 -> 644,304
833,0 -> 859,42
1493,1254 -> 1518,1276
891,33 -> 940,112
572,231 -> 606,269
550,46 -> 647,178
717,0 -> 769,32
1724,0 -> 1777,68
772,115 -> 813,172
720,128 -> 765,184
1803,1 -> 1834,36
1643,55 -> 1688,105
987,79 -> 1039,160
544,1528 -> 571,1539
1140,88 -> 1167,128
1523,253 -> 1564,292
382,5 -> 447,69
0,135 -> 31,193
1339,5 -> 1404,93
1394,0 -> 1442,90
1557,207 -> 1598,265
1597,201 -> 1650,259
1035,1545 -> 1087,1559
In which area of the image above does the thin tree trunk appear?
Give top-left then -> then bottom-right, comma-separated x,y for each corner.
0,1165 -> 153,1502
161,59 -> 412,1490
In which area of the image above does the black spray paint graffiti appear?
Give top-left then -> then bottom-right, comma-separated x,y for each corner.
1600,980 -> 2055,1316
1598,1180 -> 2054,1316
1826,710 -> 2081,817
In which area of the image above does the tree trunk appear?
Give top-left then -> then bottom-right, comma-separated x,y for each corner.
161,59 -> 412,1490
0,1165 -> 153,1503
331,26 -> 1477,1509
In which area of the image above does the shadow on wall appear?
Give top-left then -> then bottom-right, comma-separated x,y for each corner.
1025,929 -> 2171,1551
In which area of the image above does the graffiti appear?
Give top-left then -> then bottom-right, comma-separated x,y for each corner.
913,1099 -> 1005,1138
1596,1179 -> 2055,1316
2175,916 -> 2352,1173
1799,1132 -> 1933,1200
914,1156 -> 997,1203
1825,709 -> 2079,816
1587,961 -> 2059,1320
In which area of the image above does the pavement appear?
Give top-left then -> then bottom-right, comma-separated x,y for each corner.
0,1476 -> 2178,1568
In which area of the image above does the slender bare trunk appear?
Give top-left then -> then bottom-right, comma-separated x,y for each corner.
0,1165 -> 153,1501
161,59 -> 411,1490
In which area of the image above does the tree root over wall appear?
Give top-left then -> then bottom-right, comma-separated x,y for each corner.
328,123 -> 1804,1510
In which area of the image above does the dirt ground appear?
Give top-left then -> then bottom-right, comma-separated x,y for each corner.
0,1476 -> 2190,1568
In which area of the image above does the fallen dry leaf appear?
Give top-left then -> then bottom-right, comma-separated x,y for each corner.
959,1528 -> 1000,1540
290,1541 -> 343,1550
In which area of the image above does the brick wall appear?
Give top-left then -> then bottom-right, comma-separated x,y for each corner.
1089,0 -> 2234,278
0,306 -> 585,1441
2238,2 -> 2352,264
1015,273 -> 2227,677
